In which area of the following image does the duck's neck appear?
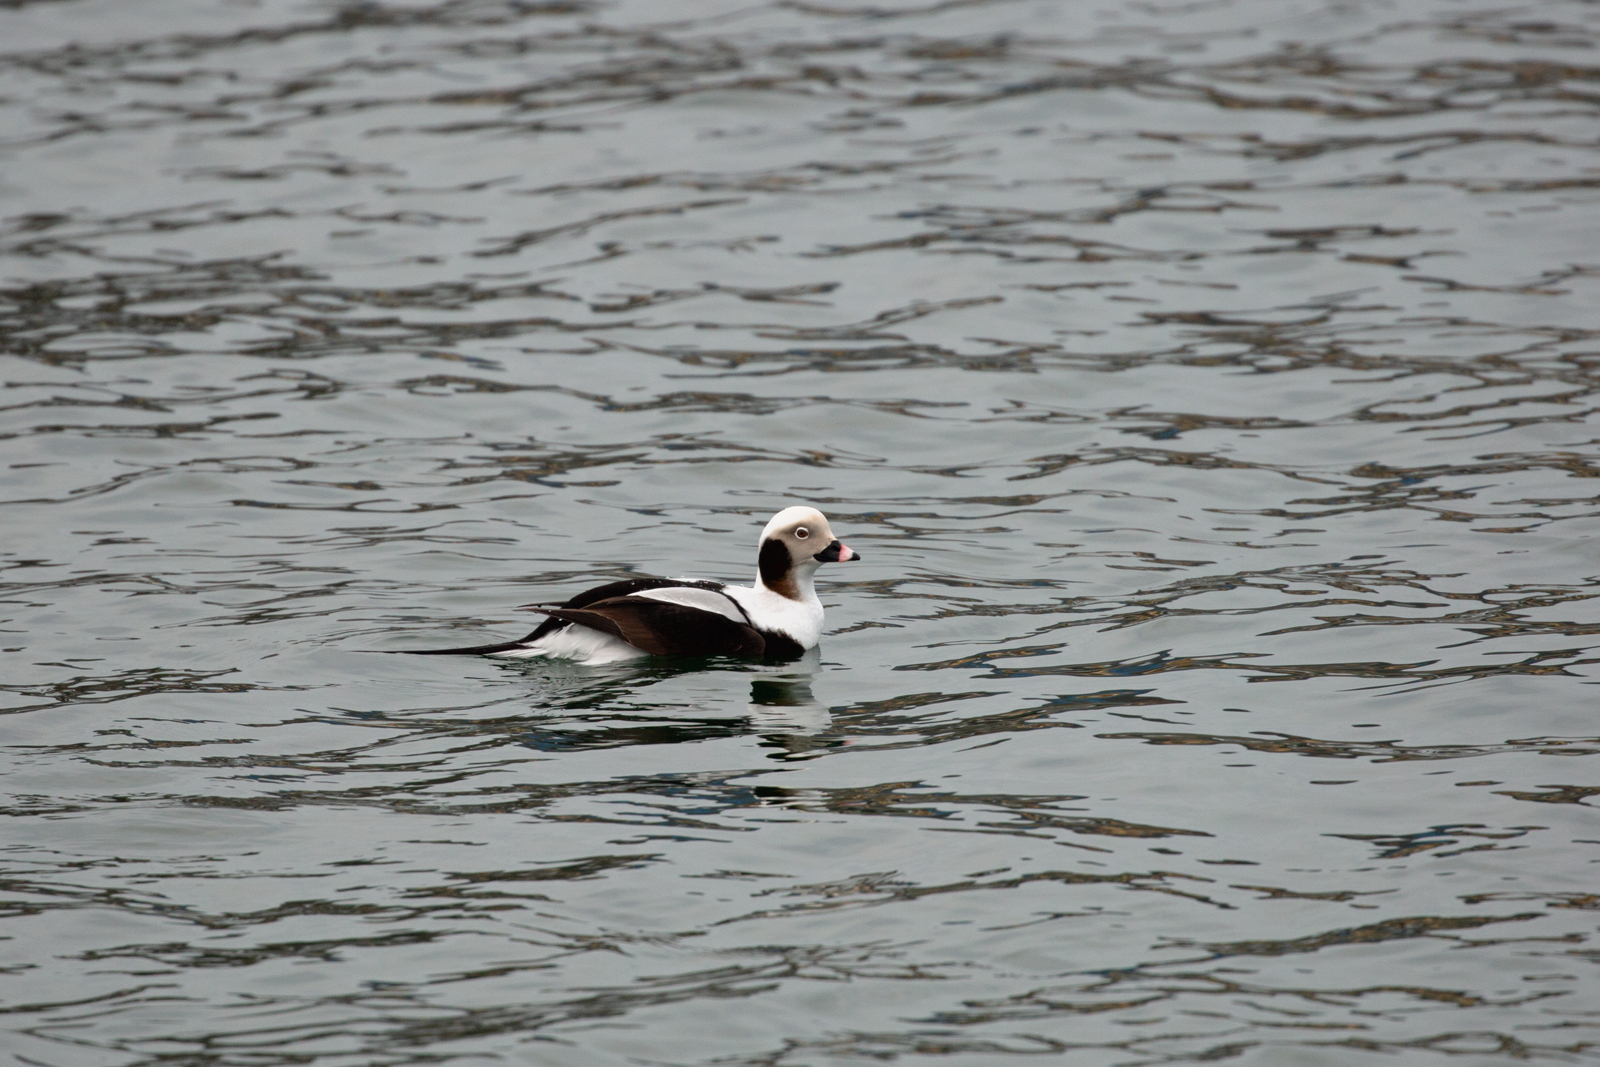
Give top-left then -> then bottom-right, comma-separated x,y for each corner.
757,563 -> 819,605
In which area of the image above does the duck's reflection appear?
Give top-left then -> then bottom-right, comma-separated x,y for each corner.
505,648 -> 836,756
747,648 -> 830,736
748,649 -> 843,760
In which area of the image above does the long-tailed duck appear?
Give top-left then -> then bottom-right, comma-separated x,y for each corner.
405,506 -> 859,664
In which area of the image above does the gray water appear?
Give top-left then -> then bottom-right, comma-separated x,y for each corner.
3,0 -> 1599,1063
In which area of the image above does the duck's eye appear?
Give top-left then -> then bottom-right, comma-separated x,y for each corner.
794,526 -> 810,539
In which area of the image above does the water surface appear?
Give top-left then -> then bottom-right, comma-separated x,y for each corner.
3,0 -> 1599,1064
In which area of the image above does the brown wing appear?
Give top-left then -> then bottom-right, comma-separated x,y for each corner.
513,579 -> 731,644
530,596 -> 766,658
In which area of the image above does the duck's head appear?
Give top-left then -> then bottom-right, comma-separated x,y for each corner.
757,505 -> 859,598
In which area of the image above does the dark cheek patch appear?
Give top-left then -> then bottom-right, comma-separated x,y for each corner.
759,538 -> 791,587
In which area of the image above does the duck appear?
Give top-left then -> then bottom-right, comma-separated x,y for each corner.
404,506 -> 860,664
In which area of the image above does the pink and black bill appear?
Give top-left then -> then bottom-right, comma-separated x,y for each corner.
812,539 -> 858,563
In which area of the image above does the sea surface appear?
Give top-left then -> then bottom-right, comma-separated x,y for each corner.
3,1 -> 1599,1064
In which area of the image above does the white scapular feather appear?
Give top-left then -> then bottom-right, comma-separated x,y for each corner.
631,585 -> 747,623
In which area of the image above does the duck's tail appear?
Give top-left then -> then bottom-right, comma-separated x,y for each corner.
391,638 -> 535,655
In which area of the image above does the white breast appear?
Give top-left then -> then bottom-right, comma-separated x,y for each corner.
722,584 -> 825,649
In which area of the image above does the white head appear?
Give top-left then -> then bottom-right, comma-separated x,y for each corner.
756,505 -> 860,600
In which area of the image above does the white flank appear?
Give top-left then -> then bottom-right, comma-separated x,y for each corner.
489,623 -> 649,664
